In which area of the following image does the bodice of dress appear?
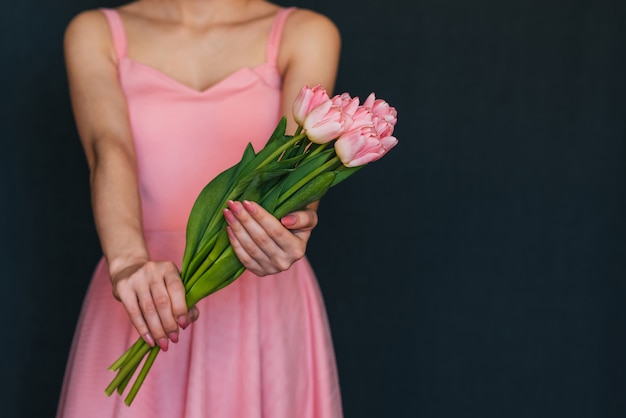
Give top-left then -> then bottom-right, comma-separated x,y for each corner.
101,8 -> 293,232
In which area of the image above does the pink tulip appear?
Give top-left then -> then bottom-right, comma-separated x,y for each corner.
373,117 -> 395,139
331,93 -> 360,118
292,85 -> 331,126
303,100 -> 346,144
345,106 -> 375,132
362,93 -> 397,149
334,126 -> 385,167
379,135 -> 398,152
363,93 -> 398,127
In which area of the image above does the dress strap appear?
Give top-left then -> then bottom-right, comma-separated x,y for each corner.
266,7 -> 296,65
100,8 -> 127,59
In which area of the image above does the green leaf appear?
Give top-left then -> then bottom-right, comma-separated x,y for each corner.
212,265 -> 247,292
182,142 -> 264,273
238,118 -> 289,175
184,229 -> 231,290
282,136 -> 310,160
279,149 -> 335,194
181,163 -> 240,272
181,229 -> 221,283
258,181 -> 283,213
185,247 -> 244,307
265,117 -> 288,147
273,171 -> 336,219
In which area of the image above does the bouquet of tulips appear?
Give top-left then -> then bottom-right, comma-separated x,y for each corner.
105,85 -> 398,405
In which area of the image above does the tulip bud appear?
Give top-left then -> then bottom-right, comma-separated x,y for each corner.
292,85 -> 330,126
379,135 -> 398,152
363,93 -> 397,127
331,93 -> 359,118
303,100 -> 346,144
345,106 -> 375,132
335,126 -> 384,167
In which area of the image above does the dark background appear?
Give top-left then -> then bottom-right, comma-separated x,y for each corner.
1,0 -> 625,417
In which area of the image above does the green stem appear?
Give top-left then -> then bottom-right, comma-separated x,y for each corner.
184,230 -> 230,294
105,343 -> 152,396
208,265 -> 247,295
301,141 -> 329,161
108,338 -> 144,371
278,156 -> 341,206
257,133 -> 306,168
124,346 -> 161,406
185,246 -> 243,307
182,231 -> 219,284
116,362 -> 140,395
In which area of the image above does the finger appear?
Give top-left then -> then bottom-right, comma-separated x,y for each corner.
281,208 -> 318,231
226,201 -> 307,275
241,201 -> 306,260
187,306 -> 200,324
117,285 -> 155,348
162,266 -> 187,340
178,305 -> 199,329
224,206 -> 255,254
226,225 -> 265,275
226,201 -> 280,260
149,281 -> 179,349
239,201 -> 306,272
136,284 -> 170,352
239,200 -> 291,248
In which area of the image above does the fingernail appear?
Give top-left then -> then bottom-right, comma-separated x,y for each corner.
281,214 -> 297,227
223,208 -> 236,224
178,315 -> 188,329
168,332 -> 179,343
243,200 -> 256,213
158,338 -> 169,352
143,333 -> 155,347
227,200 -> 242,214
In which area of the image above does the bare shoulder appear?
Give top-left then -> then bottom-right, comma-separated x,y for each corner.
284,8 -> 340,44
64,9 -> 113,59
279,8 -> 341,68
64,9 -> 109,41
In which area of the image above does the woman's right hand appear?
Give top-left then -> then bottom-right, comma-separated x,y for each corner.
110,260 -> 199,352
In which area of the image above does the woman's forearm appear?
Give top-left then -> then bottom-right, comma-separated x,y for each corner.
90,145 -> 149,278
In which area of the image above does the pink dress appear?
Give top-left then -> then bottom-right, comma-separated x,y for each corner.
57,7 -> 342,418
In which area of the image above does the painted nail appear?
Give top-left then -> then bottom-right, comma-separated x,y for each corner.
168,332 -> 179,343
227,200 -> 242,214
281,214 -> 297,227
178,315 -> 188,330
223,208 -> 236,224
143,333 -> 155,347
243,200 -> 256,213
158,338 -> 169,352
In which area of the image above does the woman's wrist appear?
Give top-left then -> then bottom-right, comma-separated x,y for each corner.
107,254 -> 150,279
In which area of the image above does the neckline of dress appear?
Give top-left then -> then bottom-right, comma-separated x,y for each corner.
120,56 -> 275,95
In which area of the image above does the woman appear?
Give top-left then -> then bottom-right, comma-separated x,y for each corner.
57,0 -> 342,416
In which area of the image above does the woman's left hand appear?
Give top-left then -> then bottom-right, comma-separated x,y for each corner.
223,200 -> 318,276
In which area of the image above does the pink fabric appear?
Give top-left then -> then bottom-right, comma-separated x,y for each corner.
57,7 -> 342,418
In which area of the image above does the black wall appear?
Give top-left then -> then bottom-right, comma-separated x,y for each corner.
1,1 -> 624,417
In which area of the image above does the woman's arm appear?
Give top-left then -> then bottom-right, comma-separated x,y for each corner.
64,10 -> 194,351
224,8 -> 341,275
